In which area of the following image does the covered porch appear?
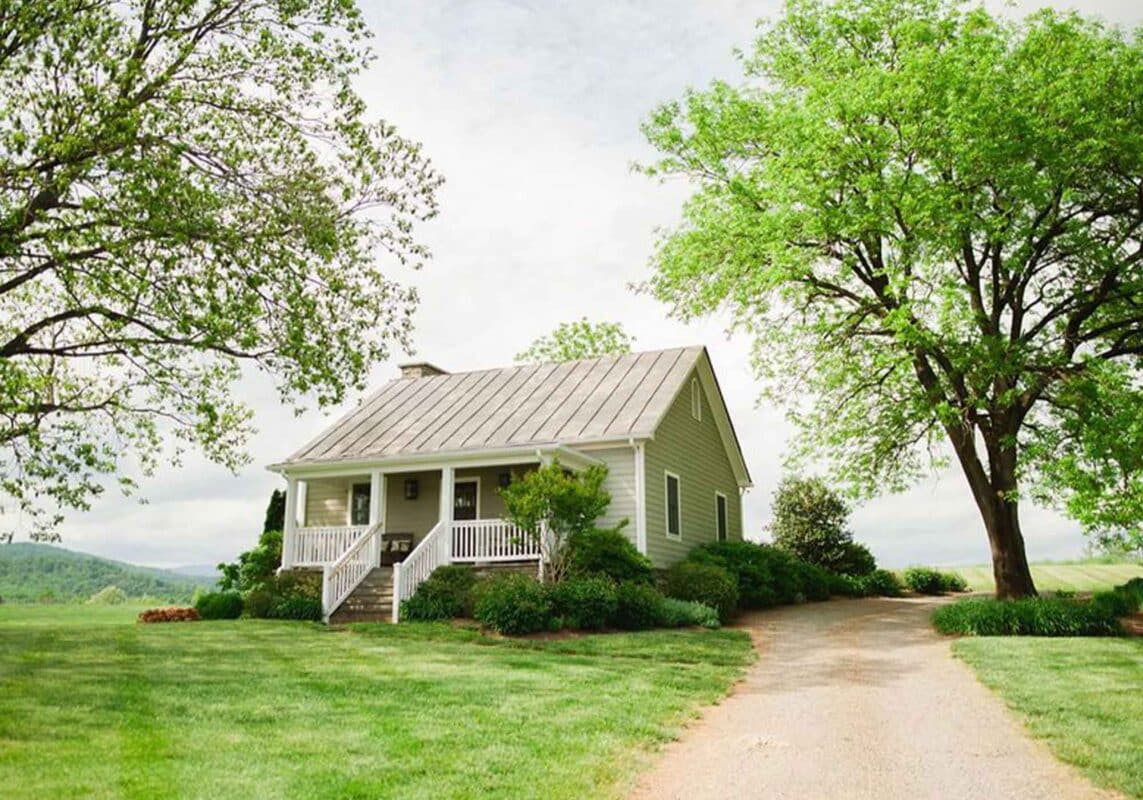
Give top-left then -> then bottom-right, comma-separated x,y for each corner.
275,446 -> 598,621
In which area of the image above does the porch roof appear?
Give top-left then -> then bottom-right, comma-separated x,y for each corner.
275,346 -> 706,469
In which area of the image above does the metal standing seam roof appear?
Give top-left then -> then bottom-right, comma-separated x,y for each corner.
282,346 -> 707,466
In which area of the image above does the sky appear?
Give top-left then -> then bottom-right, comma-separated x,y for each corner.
52,0 -> 1143,569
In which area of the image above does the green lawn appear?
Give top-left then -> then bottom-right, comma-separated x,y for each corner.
952,561 -> 1143,593
954,637 -> 1143,798
0,604 -> 753,799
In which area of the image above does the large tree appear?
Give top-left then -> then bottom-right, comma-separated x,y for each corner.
515,318 -> 634,364
0,1 -> 441,535
641,0 -> 1143,597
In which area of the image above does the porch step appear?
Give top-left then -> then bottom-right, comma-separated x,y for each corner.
329,566 -> 394,625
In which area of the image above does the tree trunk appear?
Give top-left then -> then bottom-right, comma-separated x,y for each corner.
982,496 -> 1037,599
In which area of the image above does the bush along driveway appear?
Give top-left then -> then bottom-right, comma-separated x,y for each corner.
630,597 -> 1123,800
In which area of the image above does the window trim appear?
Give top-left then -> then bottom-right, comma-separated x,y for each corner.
714,491 -> 728,542
664,470 -> 682,541
690,377 -> 702,421
453,476 -> 482,521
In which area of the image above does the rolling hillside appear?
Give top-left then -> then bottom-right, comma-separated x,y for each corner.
953,561 -> 1143,593
0,543 -> 215,603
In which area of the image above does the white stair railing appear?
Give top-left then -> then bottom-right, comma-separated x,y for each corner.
392,519 -> 450,623
321,522 -> 382,622
294,525 -> 366,566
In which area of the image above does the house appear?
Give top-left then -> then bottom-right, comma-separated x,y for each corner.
269,346 -> 752,623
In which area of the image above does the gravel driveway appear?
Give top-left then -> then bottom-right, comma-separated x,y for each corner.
630,596 -> 1122,800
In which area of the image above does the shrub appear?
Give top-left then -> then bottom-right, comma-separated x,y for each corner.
657,598 -> 721,628
662,562 -> 738,622
932,596 -> 1121,637
195,590 -> 244,620
834,541 -> 877,576
611,581 -> 665,630
473,574 -> 552,635
548,576 -> 618,630
826,572 -> 865,597
1091,579 -> 1143,618
244,587 -> 275,618
87,585 -> 128,605
858,569 -> 904,597
566,526 -> 654,584
687,541 -> 778,608
400,565 -> 478,621
796,562 -> 832,601
903,567 -> 966,595
770,476 -> 864,572
267,595 -> 322,621
137,607 -> 200,623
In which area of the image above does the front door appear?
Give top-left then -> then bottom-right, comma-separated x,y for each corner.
350,483 -> 371,526
453,479 -> 479,521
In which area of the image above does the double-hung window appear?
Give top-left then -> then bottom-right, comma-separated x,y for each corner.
665,472 -> 682,540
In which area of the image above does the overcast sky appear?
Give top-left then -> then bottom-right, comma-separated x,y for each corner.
51,0 -> 1143,569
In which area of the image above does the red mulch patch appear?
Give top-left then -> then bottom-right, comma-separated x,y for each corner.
137,607 -> 200,624
1121,613 -> 1143,637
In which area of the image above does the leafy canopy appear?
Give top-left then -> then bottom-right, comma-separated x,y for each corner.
0,1 -> 441,535
769,476 -> 875,575
641,0 -> 1143,550
515,318 -> 634,364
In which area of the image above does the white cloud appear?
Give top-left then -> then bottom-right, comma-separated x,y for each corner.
54,0 -> 1141,568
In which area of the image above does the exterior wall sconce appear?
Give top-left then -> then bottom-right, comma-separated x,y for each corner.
404,478 -> 419,500
498,471 -> 512,489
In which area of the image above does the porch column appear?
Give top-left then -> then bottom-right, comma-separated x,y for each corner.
282,476 -> 298,568
440,465 -> 455,561
369,470 -> 386,567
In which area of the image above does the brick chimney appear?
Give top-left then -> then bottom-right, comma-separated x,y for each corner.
398,362 -> 449,379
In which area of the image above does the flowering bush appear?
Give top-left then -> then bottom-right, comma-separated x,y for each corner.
137,607 -> 200,623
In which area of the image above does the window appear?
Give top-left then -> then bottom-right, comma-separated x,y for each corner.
665,472 -> 681,540
715,492 -> 728,542
350,483 -> 371,526
690,378 -> 702,421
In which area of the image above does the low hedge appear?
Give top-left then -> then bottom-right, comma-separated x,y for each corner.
566,527 -> 654,585
903,567 -> 968,595
860,569 -> 905,597
1090,577 -> 1143,618
611,581 -> 665,630
661,562 -> 739,622
473,573 -> 553,635
195,590 -> 244,620
244,570 -> 323,620
401,565 -> 478,621
932,595 -> 1122,637
548,576 -> 618,630
657,598 -> 721,629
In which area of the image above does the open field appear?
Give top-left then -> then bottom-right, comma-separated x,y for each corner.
954,637 -> 1143,798
0,604 -> 753,800
951,562 -> 1143,593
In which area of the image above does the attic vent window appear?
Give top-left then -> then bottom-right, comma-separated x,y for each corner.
690,378 -> 702,421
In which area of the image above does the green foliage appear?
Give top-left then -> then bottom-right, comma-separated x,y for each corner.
932,596 -> 1121,637
265,596 -> 322,622
243,570 -> 321,621
769,477 -> 875,575
262,491 -> 286,536
472,574 -> 553,635
566,526 -> 653,584
400,565 -> 478,621
858,569 -> 905,598
662,562 -> 739,622
548,577 -> 618,630
1089,578 -> 1143,618
86,585 -> 127,605
826,572 -> 865,597
0,0 -> 442,532
795,562 -> 833,602
0,543 -> 207,603
657,598 -> 721,629
194,591 -> 244,620
903,567 -> 969,595
499,462 -> 613,582
515,318 -> 634,364
687,541 -> 778,607
218,529 -> 281,593
611,582 -> 666,631
640,0 -> 1143,590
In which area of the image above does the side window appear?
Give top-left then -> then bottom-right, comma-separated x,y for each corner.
715,492 -> 728,542
690,378 -> 702,421
665,472 -> 681,540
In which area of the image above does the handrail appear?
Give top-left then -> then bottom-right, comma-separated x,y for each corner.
321,522 -> 383,622
451,518 -> 541,562
392,519 -> 449,623
292,525 -> 367,566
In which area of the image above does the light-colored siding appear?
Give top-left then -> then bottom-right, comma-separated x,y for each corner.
644,371 -> 743,567
582,446 -> 637,545
303,477 -> 353,526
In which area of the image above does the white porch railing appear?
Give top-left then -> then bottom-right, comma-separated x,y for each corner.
321,523 -> 383,622
452,519 -> 540,562
293,525 -> 367,567
392,519 -> 450,623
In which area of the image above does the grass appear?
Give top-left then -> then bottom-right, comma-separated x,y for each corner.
954,637 -> 1143,798
0,604 -> 753,799
952,561 -> 1143,593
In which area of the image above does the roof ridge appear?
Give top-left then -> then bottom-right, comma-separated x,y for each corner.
391,345 -> 700,380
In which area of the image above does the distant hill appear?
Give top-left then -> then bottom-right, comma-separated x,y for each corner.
0,543 -> 215,603
167,563 -> 223,581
